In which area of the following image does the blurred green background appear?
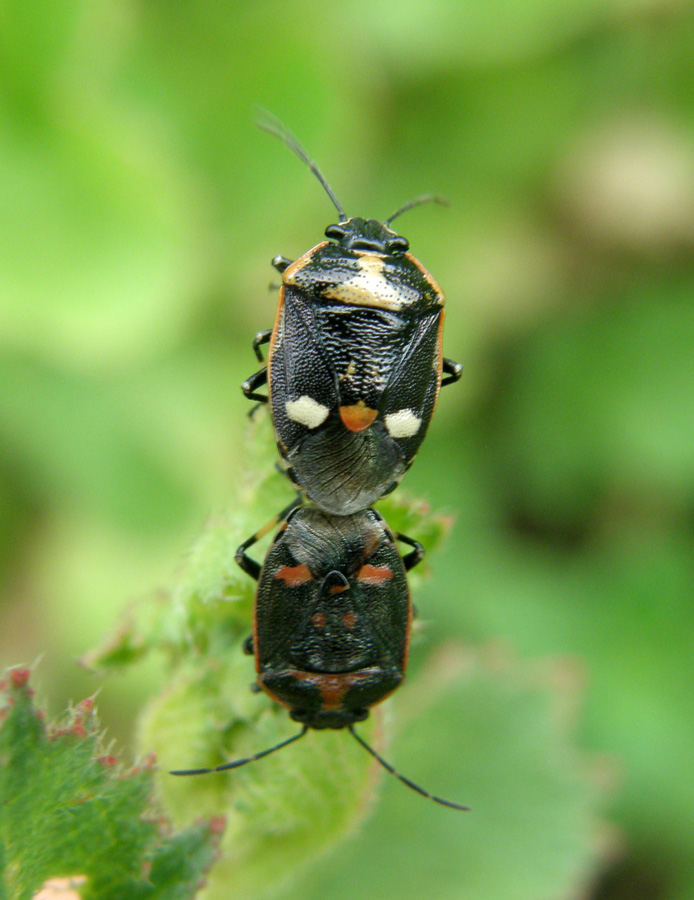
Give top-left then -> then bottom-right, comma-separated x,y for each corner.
1,1 -> 694,898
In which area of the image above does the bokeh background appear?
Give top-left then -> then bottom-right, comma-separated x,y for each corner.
2,2 -> 694,899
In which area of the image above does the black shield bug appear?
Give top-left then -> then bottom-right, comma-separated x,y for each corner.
243,113 -> 462,515
172,504 -> 467,810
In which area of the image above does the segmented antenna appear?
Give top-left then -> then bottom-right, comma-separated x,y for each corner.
256,109 -> 347,222
348,726 -> 469,811
385,194 -> 449,227
171,723 -> 467,810
170,726 -> 308,776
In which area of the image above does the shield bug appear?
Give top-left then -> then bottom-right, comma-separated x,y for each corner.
243,113 -> 462,515
172,505 -> 467,810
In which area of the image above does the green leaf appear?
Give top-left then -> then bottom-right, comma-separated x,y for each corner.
488,275 -> 694,529
140,652 -> 386,900
0,668 -> 218,900
291,645 -> 608,900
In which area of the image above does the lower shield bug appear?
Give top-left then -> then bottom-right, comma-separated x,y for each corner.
242,113 -> 462,515
172,505 -> 467,810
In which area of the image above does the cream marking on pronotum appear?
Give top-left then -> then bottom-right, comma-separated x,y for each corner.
384,409 -> 422,438
323,255 -> 417,311
285,396 -> 330,429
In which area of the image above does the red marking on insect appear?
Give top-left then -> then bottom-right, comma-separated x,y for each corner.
342,612 -> 358,629
356,564 -> 394,585
329,582 -> 350,595
274,564 -> 313,586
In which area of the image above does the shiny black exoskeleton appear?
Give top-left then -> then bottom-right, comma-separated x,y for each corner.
236,506 -> 422,729
171,117 -> 468,811
243,120 -> 461,515
172,502 -> 467,808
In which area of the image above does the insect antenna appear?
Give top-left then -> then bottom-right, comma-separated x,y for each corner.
348,726 -> 469,811
385,194 -> 449,227
170,726 -> 308,776
256,109 -> 347,223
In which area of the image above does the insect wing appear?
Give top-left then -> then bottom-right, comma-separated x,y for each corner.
269,288 -> 339,449
350,537 -> 411,670
378,309 -> 443,461
254,539 -> 318,668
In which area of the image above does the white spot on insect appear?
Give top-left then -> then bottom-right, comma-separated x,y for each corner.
384,409 -> 422,438
285,396 -> 330,429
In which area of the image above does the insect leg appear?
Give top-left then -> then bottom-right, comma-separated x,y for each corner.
252,329 -> 273,362
441,356 -> 463,387
370,509 -> 425,572
235,497 -> 304,581
395,532 -> 425,572
441,358 -> 463,388
272,255 -> 293,273
242,367 -> 269,404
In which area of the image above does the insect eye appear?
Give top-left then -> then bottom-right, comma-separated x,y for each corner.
325,224 -> 345,241
388,236 -> 409,254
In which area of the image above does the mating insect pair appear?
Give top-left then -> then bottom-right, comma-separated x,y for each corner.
173,113 -> 465,809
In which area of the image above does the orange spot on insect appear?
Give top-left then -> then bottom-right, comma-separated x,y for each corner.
312,612 -> 326,629
339,401 -> 378,433
274,564 -> 313,586
329,582 -> 349,595
342,612 -> 358,629
280,669 -> 378,711
357,564 -> 394,585
293,673 -> 348,709
318,680 -> 348,709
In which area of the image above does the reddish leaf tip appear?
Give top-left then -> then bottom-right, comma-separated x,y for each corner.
10,668 -> 31,688
209,815 -> 227,835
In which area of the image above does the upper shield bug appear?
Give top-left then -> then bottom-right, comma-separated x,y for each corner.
172,504 -> 467,810
243,113 -> 462,515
